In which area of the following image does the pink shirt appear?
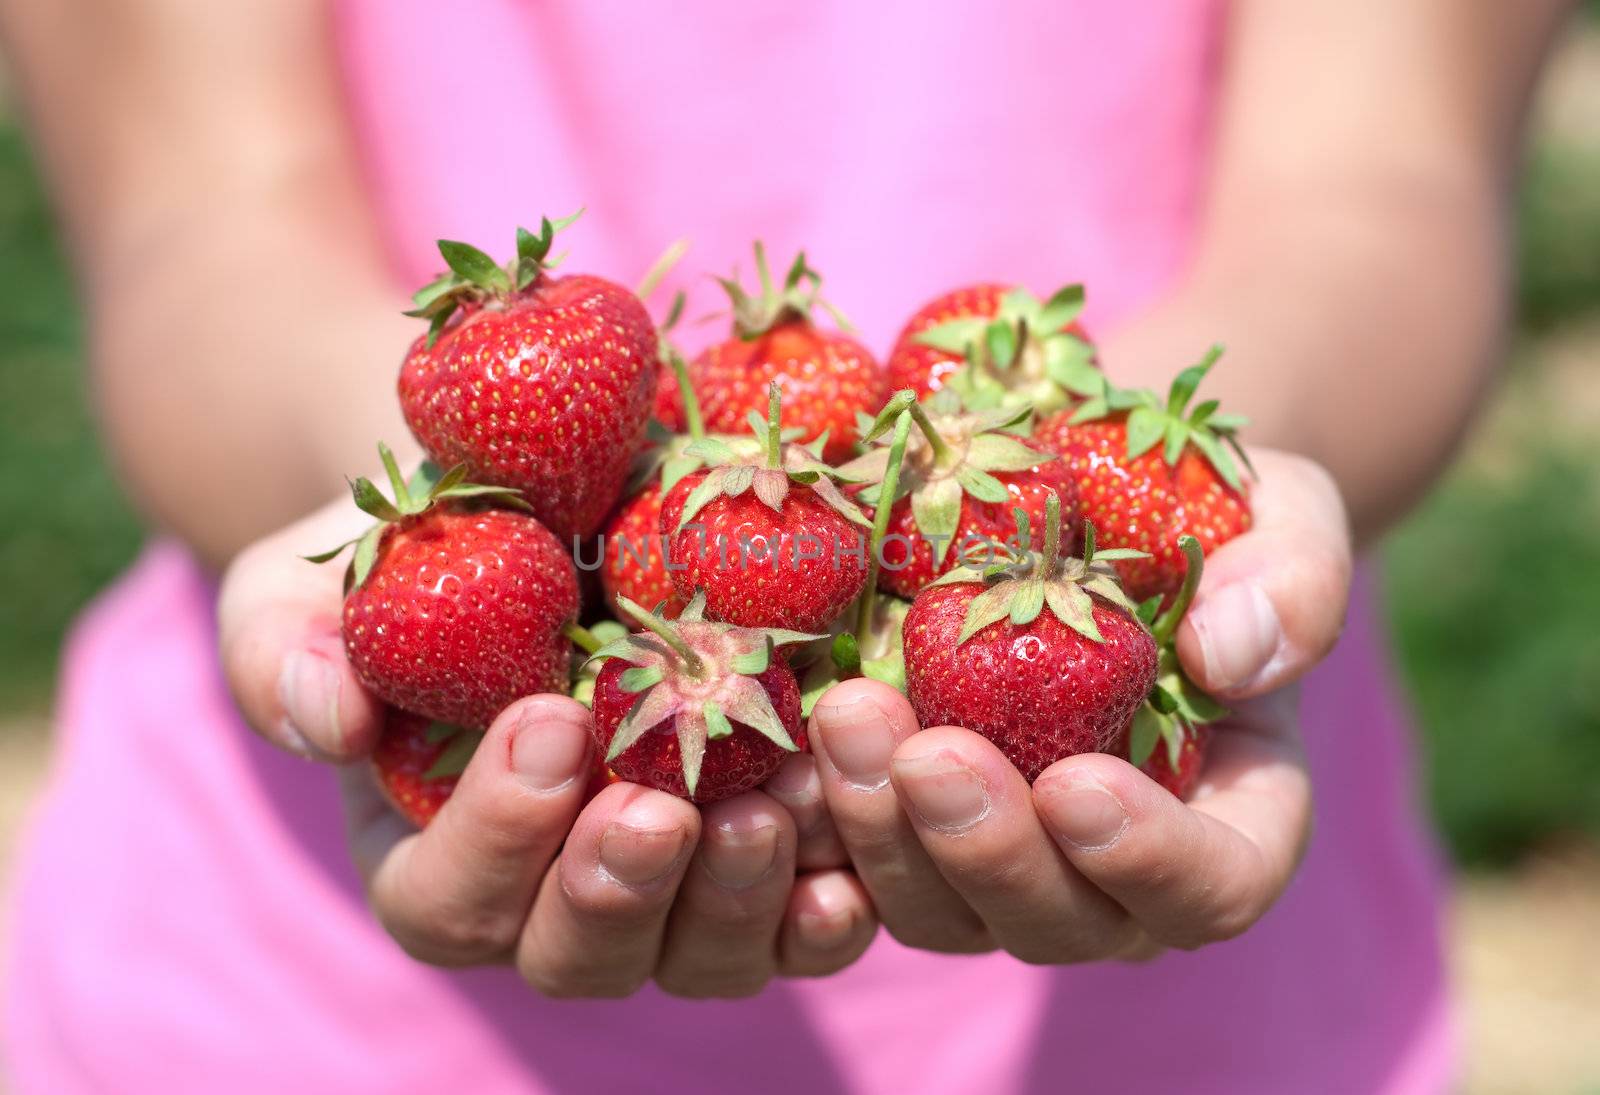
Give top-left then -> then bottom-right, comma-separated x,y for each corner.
5,2 -> 1455,1090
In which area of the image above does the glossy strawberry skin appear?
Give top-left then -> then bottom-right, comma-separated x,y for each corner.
886,283 -> 1092,399
599,483 -> 685,618
590,656 -> 805,803
690,322 -> 884,462
399,274 -> 658,540
903,582 -> 1158,782
371,710 -> 459,828
343,507 -> 580,730
877,462 -> 1084,599
1033,412 -> 1251,602
1140,724 -> 1211,799
661,472 -> 869,632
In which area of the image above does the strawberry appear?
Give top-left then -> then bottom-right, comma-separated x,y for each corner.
600,331 -> 718,620
1122,535 -> 1227,798
902,495 -> 1158,781
1033,347 -> 1253,603
589,595 -> 812,802
839,390 -> 1080,598
398,215 -> 658,541
311,444 -> 581,730
599,481 -> 683,619
887,283 -> 1097,413
371,711 -> 480,828
662,386 -> 872,632
1139,724 -> 1210,799
688,244 -> 884,461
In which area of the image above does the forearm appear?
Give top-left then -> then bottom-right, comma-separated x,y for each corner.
1,0 -> 410,565
1109,173 -> 1508,544
1105,0 -> 1573,545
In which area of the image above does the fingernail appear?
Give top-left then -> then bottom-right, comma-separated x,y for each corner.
813,695 -> 895,790
1040,774 -> 1129,851
511,703 -> 592,792
1190,582 -> 1282,692
600,810 -> 688,886
893,751 -> 990,833
702,822 -> 780,890
278,650 -> 342,754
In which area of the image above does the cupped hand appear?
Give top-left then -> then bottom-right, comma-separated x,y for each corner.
216,498 -> 878,997
806,448 -> 1350,960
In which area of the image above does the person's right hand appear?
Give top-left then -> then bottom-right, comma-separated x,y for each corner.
216,498 -> 878,998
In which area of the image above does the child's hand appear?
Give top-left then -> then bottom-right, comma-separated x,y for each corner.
216,501 -> 878,997
804,449 -> 1350,961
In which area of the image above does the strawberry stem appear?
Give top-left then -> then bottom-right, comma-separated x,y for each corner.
615,596 -> 706,676
668,350 -> 706,441
1038,491 -> 1063,578
562,620 -> 603,655
906,400 -> 957,469
765,383 -> 782,469
1152,536 -> 1205,645
636,238 -> 689,300
854,407 -> 914,644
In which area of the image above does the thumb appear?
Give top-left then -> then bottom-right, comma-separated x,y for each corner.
216,495 -> 384,760
1175,448 -> 1353,698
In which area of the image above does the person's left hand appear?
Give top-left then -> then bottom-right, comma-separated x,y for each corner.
804,448 -> 1349,961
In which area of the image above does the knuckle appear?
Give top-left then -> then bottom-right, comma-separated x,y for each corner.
519,953 -> 647,1000
884,917 -> 992,955
656,966 -> 771,1000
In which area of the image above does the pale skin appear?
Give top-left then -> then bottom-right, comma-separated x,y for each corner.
0,0 -> 1574,995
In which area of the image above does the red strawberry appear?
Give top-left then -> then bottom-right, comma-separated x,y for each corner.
599,481 -> 684,618
589,595 -> 812,802
839,391 -> 1081,598
662,386 -> 872,632
1140,724 -> 1210,798
601,322 -> 721,619
372,711 -> 480,827
688,244 -> 884,462
398,216 -> 658,540
1033,347 -> 1252,603
887,283 -> 1097,413
902,495 -> 1158,781
313,444 -> 581,730
1122,535 -> 1227,797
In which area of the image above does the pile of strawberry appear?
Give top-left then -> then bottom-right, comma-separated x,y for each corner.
312,214 -> 1252,826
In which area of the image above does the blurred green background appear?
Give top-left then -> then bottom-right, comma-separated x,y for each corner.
1,33 -> 1598,873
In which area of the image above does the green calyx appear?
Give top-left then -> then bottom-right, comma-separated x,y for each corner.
1125,536 -> 1228,770
928,492 -> 1149,646
420,721 -> 486,781
674,383 -> 870,531
838,388 -> 1058,567
714,242 -> 852,340
913,283 -> 1097,414
799,594 -> 911,718
590,593 -> 819,796
303,442 -> 527,588
1068,344 -> 1255,492
404,210 -> 584,347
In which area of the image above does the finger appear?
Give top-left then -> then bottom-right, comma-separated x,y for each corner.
654,792 -> 796,998
808,679 -> 991,953
363,695 -> 595,965
889,728 -> 1139,964
777,869 -> 880,977
1177,449 -> 1353,698
217,497 -> 384,759
1033,689 -> 1311,949
763,753 -> 849,870
517,782 -> 700,998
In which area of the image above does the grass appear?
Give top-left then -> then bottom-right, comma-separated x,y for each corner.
0,127 -> 142,712
0,84 -> 1597,864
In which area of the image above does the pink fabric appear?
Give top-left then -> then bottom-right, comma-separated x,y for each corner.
6,1 -> 1455,1090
